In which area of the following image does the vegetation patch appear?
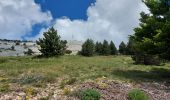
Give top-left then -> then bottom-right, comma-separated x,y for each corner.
60,77 -> 77,89
128,89 -> 149,100
78,89 -> 101,100
12,74 -> 45,85
0,84 -> 10,93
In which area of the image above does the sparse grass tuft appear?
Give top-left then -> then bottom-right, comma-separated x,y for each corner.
0,84 -> 10,93
60,77 -> 77,89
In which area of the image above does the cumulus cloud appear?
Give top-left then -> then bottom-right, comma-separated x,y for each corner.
35,0 -> 148,46
0,0 -> 52,40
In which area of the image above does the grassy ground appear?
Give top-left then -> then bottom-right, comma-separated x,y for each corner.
0,55 -> 170,91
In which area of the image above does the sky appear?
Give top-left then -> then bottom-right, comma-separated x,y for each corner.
0,0 -> 149,46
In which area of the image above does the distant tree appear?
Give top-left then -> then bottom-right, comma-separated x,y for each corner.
15,41 -> 20,45
23,43 -> 26,46
102,40 -> 110,56
36,27 -> 67,57
80,39 -> 95,57
110,41 -> 117,55
95,42 -> 103,55
65,50 -> 72,54
119,41 -> 126,55
23,43 -> 27,49
24,49 -> 34,55
11,46 -> 15,51
126,38 -> 135,55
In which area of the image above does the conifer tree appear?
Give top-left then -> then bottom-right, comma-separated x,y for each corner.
102,40 -> 110,56
126,38 -> 134,55
36,27 -> 67,57
110,41 -> 117,55
119,41 -> 126,55
80,39 -> 95,57
130,0 -> 170,64
95,42 -> 103,55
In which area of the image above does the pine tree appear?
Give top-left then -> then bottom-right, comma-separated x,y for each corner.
126,38 -> 135,55
102,40 -> 110,56
36,27 -> 67,57
130,0 -> 170,64
80,39 -> 95,57
110,41 -> 117,55
95,42 -> 103,55
119,41 -> 126,55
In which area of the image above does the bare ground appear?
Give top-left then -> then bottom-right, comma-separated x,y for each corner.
0,78 -> 170,100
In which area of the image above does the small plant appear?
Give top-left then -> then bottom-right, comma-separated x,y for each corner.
11,46 -> 15,51
79,89 -> 101,100
0,84 -> 10,93
63,87 -> 72,95
15,42 -> 20,45
40,97 -> 49,100
128,89 -> 149,100
65,50 -> 72,54
0,59 -> 7,63
24,49 -> 34,55
24,87 -> 38,96
60,77 -> 77,89
12,74 -> 44,85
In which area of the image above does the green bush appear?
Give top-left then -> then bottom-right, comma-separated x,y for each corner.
128,89 -> 149,100
24,49 -> 34,55
79,89 -> 101,100
65,50 -> 72,54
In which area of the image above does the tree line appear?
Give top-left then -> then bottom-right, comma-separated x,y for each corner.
79,39 -> 133,57
36,27 -> 132,57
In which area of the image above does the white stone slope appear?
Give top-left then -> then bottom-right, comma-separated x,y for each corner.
0,40 -> 83,56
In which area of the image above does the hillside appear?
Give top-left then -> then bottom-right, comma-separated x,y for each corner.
0,56 -> 170,100
0,40 -> 83,56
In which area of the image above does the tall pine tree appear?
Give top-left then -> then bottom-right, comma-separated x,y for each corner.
102,40 -> 110,56
95,42 -> 103,55
119,41 -> 126,55
110,41 -> 117,55
80,39 -> 95,57
130,0 -> 170,64
36,27 -> 67,57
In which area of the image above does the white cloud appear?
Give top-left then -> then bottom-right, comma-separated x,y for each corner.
36,0 -> 148,47
0,0 -> 52,40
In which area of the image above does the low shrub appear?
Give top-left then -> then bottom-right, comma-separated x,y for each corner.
128,89 -> 149,100
63,87 -> 72,95
65,50 -> 72,54
0,58 -> 7,64
40,98 -> 49,100
78,89 -> 101,100
0,84 -> 10,93
24,49 -> 34,55
12,74 -> 44,85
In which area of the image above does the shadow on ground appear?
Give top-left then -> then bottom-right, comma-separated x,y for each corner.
112,68 -> 170,82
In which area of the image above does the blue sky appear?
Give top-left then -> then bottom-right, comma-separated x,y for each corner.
26,0 -> 96,39
35,0 -> 96,20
